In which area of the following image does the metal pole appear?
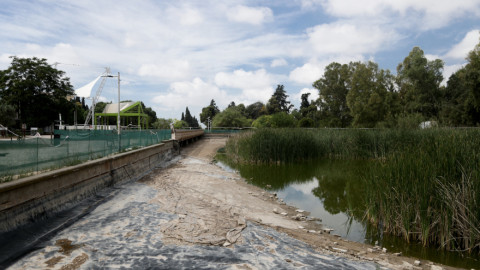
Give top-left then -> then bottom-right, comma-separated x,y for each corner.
117,72 -> 121,152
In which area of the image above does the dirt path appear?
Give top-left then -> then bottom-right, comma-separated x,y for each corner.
139,137 -> 454,270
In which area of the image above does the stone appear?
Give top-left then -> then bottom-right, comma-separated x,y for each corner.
414,260 -> 421,266
332,247 -> 347,253
295,209 -> 305,213
430,265 -> 443,270
382,247 -> 387,253
367,248 -> 374,253
298,225 -> 305,229
280,212 -> 288,216
265,185 -> 271,188
308,230 -> 316,233
323,228 -> 333,233
333,242 -> 338,245
393,252 -> 402,256
273,208 -> 279,214
223,241 -> 231,247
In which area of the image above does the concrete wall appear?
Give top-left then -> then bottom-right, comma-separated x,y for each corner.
0,140 -> 180,232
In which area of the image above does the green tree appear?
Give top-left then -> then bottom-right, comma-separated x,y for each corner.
396,47 -> 444,118
0,102 -> 16,127
270,112 -> 296,127
266,85 -> 293,114
252,115 -> 272,128
212,107 -> 250,127
199,99 -> 220,125
141,102 -> 157,125
174,119 -> 188,129
346,61 -> 395,127
0,56 -> 75,128
313,62 -> 352,127
245,101 -> 265,120
152,118 -> 172,129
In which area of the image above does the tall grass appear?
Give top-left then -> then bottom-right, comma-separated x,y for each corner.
225,128 -> 480,253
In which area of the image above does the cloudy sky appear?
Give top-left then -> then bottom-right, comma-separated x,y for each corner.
1,0 -> 479,121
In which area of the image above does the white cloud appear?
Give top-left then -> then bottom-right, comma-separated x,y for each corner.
307,22 -> 398,56
138,60 -> 191,81
271,58 -> 288,67
227,5 -> 273,25
445,30 -> 480,60
289,63 -> 324,85
442,64 -> 465,86
319,0 -> 480,30
152,77 -> 228,118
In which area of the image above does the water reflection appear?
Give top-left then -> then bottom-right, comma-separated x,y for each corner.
216,155 -> 480,269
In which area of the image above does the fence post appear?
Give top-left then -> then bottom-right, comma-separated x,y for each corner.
36,137 -> 39,173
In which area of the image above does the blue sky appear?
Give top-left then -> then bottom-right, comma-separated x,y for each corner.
1,0 -> 479,121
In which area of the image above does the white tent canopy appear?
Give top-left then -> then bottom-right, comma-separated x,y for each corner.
74,76 -> 101,98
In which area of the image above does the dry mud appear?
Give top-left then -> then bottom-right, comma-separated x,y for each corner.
8,137 -> 456,269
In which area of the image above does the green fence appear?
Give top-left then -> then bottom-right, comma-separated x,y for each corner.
0,129 -> 171,180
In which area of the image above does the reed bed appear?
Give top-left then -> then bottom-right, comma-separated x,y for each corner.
224,128 -> 480,253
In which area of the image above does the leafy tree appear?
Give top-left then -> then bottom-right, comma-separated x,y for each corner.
396,47 -> 444,118
346,61 -> 395,127
313,62 -> 352,127
252,115 -> 272,128
0,56 -> 75,128
212,107 -> 249,127
245,101 -> 265,120
141,102 -> 157,125
199,99 -> 220,125
0,102 -> 16,127
300,93 -> 311,112
227,101 -> 236,108
152,118 -> 172,129
174,119 -> 188,129
266,85 -> 293,114
270,112 -> 296,127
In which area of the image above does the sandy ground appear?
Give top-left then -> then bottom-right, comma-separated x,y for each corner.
139,137 -> 455,270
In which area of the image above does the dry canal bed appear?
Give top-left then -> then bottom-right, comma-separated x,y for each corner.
3,138 -> 456,269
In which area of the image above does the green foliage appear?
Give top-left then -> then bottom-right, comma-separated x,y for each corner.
313,62 -> 353,127
252,115 -> 272,128
298,117 -> 314,127
0,57 -> 75,128
396,47 -> 443,118
266,85 -> 293,114
0,102 -> 16,127
245,101 -> 266,120
174,120 -> 188,129
212,107 -> 250,127
182,107 -> 199,128
199,99 -> 220,125
270,112 -> 296,127
152,118 -> 172,129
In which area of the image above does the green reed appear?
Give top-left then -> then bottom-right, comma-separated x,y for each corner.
224,128 -> 480,253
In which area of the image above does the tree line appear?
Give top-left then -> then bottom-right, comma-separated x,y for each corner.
198,39 -> 480,129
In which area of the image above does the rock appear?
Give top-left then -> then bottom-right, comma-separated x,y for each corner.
382,247 -> 387,253
308,230 -> 316,233
265,185 -> 271,188
332,247 -> 347,253
285,259 -> 292,263
237,216 -> 246,226
298,225 -> 305,229
333,234 -> 341,238
333,242 -> 338,245
280,212 -> 288,216
323,228 -> 333,233
393,252 -> 402,256
367,248 -> 374,253
430,265 -> 443,270
273,208 -> 279,214
414,260 -> 421,266
223,241 -> 231,247
295,209 -> 305,213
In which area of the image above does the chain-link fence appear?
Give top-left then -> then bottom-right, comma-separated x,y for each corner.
0,129 -> 171,180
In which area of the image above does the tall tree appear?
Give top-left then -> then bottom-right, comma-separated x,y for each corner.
396,47 -> 444,118
0,56 -> 75,127
199,99 -> 220,125
313,62 -> 352,127
346,61 -> 395,127
266,85 -> 293,114
245,101 -> 265,120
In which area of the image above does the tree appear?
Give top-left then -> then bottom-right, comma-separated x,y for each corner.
266,85 -> 293,114
152,118 -> 172,129
346,61 -> 395,127
199,99 -> 220,125
212,107 -> 249,127
0,56 -> 75,128
313,62 -> 352,127
0,102 -> 16,127
396,47 -> 444,118
141,102 -> 157,125
245,101 -> 265,120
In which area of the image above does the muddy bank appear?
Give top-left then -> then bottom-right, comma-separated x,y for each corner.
7,137 -> 456,269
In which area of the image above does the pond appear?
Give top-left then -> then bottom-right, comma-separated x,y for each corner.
216,156 -> 480,269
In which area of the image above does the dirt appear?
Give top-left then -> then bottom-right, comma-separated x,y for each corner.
140,137 -> 457,270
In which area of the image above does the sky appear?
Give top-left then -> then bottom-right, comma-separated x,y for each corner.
1,0 -> 479,122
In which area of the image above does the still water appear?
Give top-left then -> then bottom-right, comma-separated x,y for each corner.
216,156 -> 480,269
